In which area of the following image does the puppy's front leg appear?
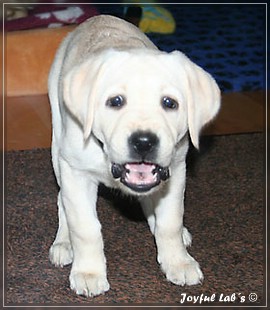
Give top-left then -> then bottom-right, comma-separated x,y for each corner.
59,158 -> 109,297
49,191 -> 73,267
153,164 -> 203,286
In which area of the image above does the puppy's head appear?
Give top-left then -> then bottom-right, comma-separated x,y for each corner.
63,49 -> 220,195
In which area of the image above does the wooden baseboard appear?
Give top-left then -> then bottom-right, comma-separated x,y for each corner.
5,90 -> 265,151
6,25 -> 74,97
203,90 -> 265,136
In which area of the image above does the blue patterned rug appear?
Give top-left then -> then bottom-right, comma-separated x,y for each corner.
98,3 -> 266,93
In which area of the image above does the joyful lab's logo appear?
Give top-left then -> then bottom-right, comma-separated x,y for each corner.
179,293 -> 258,304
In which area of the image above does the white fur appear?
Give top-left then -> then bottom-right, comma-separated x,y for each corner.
48,15 -> 220,297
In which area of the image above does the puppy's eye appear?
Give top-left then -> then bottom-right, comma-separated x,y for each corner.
161,96 -> 179,110
106,95 -> 126,108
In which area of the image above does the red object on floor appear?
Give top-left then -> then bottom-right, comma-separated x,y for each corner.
4,4 -> 99,32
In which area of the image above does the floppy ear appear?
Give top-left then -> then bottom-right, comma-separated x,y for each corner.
172,51 -> 221,149
63,58 -> 104,140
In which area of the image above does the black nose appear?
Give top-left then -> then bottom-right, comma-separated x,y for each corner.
129,131 -> 159,158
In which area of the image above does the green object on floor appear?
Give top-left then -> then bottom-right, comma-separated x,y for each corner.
123,0 -> 176,34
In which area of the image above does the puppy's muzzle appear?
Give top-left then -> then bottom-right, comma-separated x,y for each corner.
111,162 -> 170,193
111,130 -> 169,193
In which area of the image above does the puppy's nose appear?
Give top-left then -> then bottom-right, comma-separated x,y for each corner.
129,131 -> 159,158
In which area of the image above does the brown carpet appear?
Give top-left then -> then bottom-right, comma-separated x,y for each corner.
5,133 -> 266,306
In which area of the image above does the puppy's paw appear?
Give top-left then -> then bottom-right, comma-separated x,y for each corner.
161,256 -> 203,286
182,227 -> 192,247
70,271 -> 110,297
49,242 -> 73,267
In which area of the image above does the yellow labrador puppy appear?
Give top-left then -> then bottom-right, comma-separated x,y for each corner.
48,15 -> 220,297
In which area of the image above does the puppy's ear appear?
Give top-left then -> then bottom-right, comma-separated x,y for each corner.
63,59 -> 104,140
171,51 -> 221,149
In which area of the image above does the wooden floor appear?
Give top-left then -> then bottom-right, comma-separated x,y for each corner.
5,90 -> 265,151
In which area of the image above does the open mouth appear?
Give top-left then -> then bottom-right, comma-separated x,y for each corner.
111,162 -> 170,193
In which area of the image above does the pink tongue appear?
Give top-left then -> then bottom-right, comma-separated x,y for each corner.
125,163 -> 157,185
